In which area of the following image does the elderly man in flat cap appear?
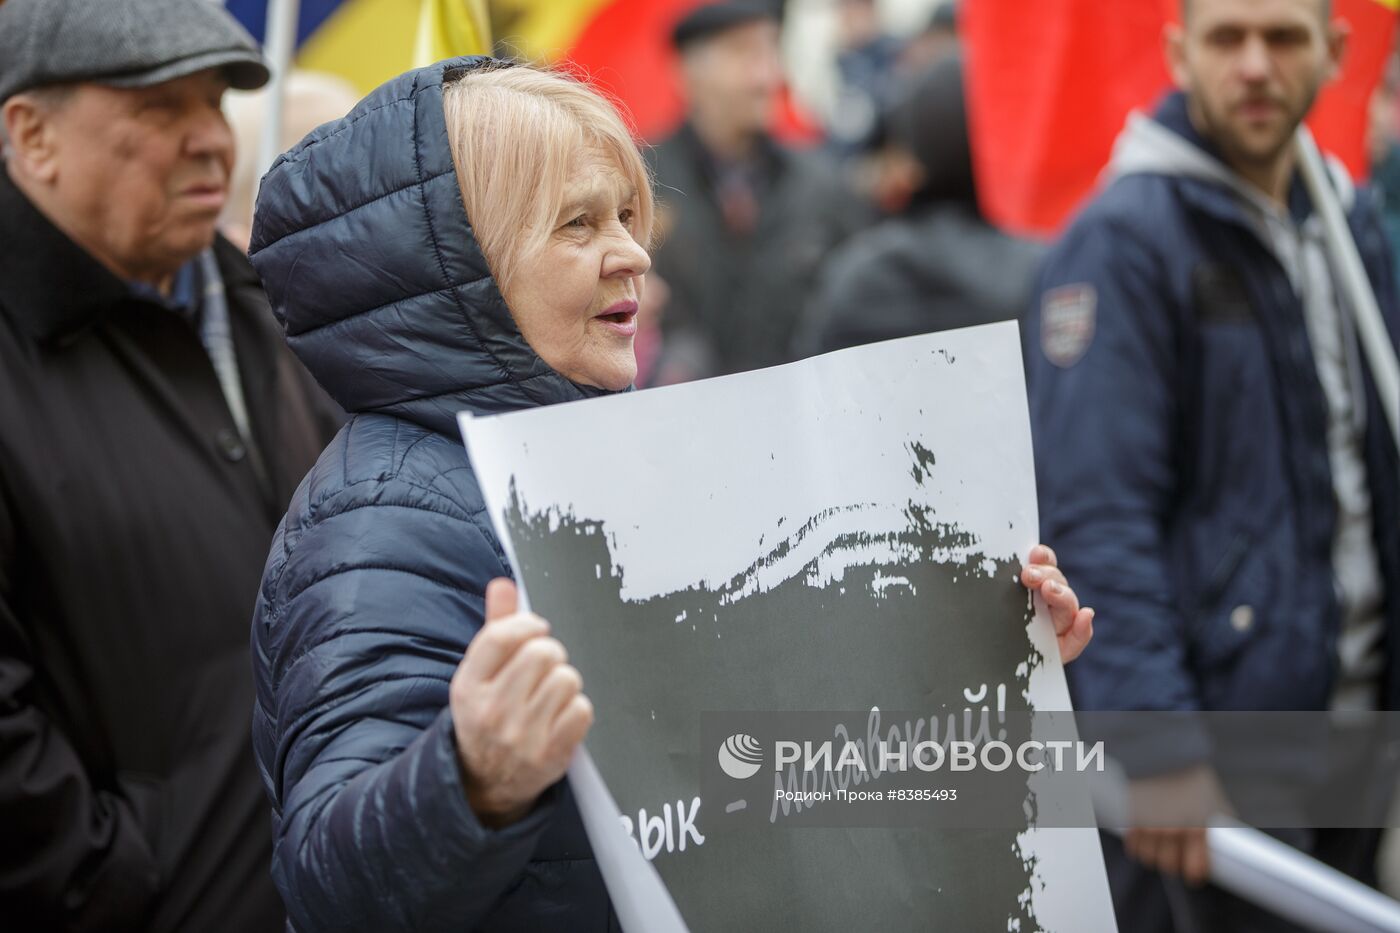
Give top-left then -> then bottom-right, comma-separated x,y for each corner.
0,1 -> 340,929
649,0 -> 870,378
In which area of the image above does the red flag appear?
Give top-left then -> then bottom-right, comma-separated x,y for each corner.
561,0 -> 695,139
1310,0 -> 1400,174
963,0 -> 1399,237
563,0 -> 821,144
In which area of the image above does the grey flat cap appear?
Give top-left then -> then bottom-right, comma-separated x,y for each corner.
0,0 -> 270,104
671,0 -> 780,51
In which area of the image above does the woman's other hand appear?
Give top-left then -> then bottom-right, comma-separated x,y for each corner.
449,578 -> 594,828
1020,544 -> 1094,664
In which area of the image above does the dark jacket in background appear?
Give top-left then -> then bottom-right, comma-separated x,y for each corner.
800,202 -> 1043,355
797,52 -> 1044,357
650,122 -> 869,375
0,168 -> 338,931
248,58 -> 619,932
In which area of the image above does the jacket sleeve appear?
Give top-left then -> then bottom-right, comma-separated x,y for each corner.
257,483 -> 562,932
0,485 -> 160,929
1025,214 -> 1211,768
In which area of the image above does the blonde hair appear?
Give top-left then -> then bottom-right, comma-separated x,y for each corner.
442,63 -> 655,295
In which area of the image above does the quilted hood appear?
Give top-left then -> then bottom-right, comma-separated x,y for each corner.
249,56 -> 614,436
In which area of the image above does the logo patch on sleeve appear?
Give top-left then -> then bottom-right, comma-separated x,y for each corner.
1041,284 -> 1097,368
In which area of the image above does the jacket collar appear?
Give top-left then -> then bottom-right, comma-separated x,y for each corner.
0,166 -> 130,346
1134,92 -> 1327,231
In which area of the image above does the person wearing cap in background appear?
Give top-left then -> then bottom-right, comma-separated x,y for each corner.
649,0 -> 870,377
795,51 -> 1045,357
0,0 -> 340,929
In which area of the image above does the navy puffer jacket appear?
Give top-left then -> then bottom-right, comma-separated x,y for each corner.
248,58 -> 619,932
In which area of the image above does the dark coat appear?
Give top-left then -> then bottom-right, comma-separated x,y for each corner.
0,168 -> 338,931
1026,95 -> 1400,758
649,123 -> 869,375
797,52 -> 1046,356
248,59 -> 620,932
797,202 -> 1045,356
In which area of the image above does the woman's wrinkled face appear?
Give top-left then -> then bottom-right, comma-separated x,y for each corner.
504,146 -> 651,391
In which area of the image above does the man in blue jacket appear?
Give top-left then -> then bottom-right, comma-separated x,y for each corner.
1026,0 -> 1400,929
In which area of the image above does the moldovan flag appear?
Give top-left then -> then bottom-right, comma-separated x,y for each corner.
228,0 -> 487,92
521,0 -> 818,142
227,0 -> 816,143
962,0 -> 1400,237
495,0 -> 704,139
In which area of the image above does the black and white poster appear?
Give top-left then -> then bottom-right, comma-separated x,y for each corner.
460,323 -> 1116,931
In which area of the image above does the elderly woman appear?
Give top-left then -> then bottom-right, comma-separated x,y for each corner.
248,57 -> 1093,931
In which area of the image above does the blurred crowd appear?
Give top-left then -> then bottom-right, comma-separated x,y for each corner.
606,0 -> 1024,382
5,0 -> 1400,931
215,0 -> 1017,384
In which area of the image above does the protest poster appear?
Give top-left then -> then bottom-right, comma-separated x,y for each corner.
459,322 -> 1116,931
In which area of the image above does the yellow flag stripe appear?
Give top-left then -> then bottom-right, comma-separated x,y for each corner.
414,0 -> 492,67
491,0 -> 615,62
298,0 -> 492,97
297,0 -> 414,95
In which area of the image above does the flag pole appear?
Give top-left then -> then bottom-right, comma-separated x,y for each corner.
1295,127 -> 1400,463
257,0 -> 301,186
